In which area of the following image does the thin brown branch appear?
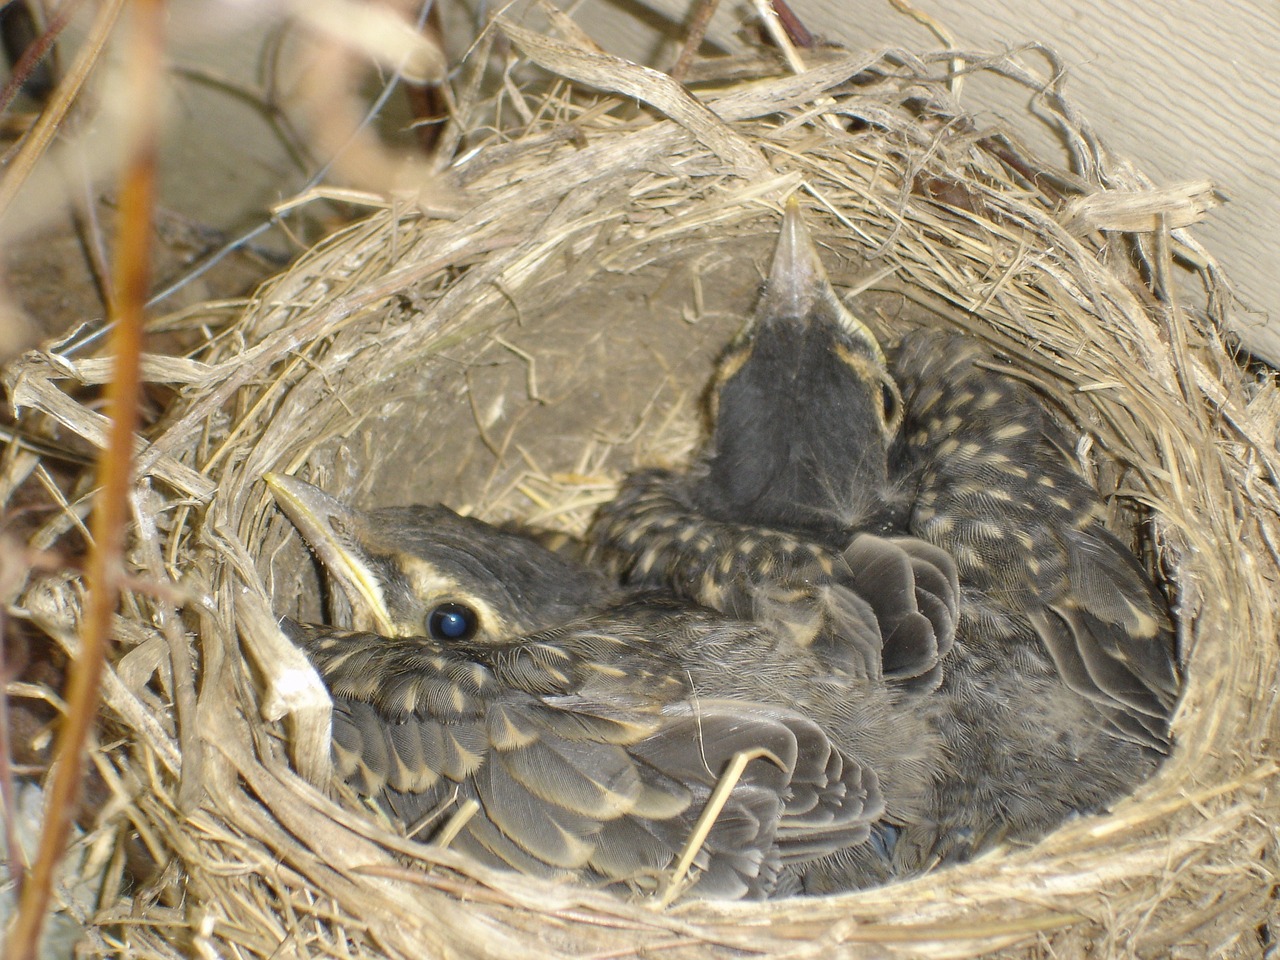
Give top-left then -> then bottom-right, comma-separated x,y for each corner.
669,0 -> 720,84
6,0 -> 164,956
0,0 -> 88,114
768,0 -> 815,48
69,174 -> 115,315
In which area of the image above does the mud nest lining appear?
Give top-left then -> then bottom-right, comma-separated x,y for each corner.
6,25 -> 1279,960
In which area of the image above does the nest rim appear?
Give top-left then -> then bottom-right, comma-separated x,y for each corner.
7,31 -> 1278,960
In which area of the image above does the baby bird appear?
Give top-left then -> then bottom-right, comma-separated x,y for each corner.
280,615 -> 875,900
882,331 -> 1180,868
265,474 -> 936,897
590,200 -> 959,693
891,332 -> 1180,749
585,200 -> 1180,884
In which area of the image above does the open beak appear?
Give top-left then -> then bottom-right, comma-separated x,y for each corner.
264,472 -> 396,634
757,198 -> 886,366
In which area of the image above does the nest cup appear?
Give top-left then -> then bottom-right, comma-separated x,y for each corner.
8,29 -> 1280,960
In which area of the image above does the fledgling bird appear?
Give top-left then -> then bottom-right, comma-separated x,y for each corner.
891,332 -> 1180,749
881,331 -> 1180,868
590,201 -> 960,694
265,473 -> 938,897
585,200 -> 1180,885
280,614 -> 875,900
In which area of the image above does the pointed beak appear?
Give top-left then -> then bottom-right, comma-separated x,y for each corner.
264,472 -> 396,634
758,197 -> 830,322
755,198 -> 887,366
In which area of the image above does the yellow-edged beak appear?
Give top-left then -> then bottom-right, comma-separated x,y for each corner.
264,472 -> 397,635
758,197 -> 887,368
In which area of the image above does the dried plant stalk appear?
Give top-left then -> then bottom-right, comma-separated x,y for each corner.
7,2 -> 164,958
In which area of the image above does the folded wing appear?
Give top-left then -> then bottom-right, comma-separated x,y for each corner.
283,618 -> 883,899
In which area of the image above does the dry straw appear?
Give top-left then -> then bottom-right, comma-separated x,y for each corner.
6,16 -> 1278,960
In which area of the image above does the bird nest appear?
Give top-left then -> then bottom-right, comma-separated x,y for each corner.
7,20 -> 1279,960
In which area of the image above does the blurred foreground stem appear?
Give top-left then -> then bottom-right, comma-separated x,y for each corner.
6,2 -> 164,957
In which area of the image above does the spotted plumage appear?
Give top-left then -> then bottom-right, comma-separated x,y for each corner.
282,612 -> 881,899
594,468 -> 959,689
590,201 -> 959,694
887,332 -> 1180,857
891,333 -> 1179,739
586,200 -> 1180,886
267,473 -> 938,898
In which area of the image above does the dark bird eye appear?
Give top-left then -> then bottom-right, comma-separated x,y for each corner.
427,602 -> 478,641
881,383 -> 900,424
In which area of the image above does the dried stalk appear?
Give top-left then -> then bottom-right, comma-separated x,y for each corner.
6,1 -> 162,957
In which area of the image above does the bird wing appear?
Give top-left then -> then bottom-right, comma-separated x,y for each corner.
283,619 -> 881,899
893,330 -> 1180,748
1028,522 -> 1179,746
838,533 -> 959,692
589,469 -> 953,687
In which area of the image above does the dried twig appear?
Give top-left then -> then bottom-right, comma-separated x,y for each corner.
7,1 -> 162,957
0,0 -> 88,114
669,0 -> 721,84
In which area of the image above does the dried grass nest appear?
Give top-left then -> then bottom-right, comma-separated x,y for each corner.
7,24 -> 1280,960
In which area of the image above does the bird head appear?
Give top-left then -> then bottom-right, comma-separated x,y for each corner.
698,199 -> 901,538
265,473 -> 609,640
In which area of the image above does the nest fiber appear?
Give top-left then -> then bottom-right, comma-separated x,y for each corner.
7,26 -> 1278,960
